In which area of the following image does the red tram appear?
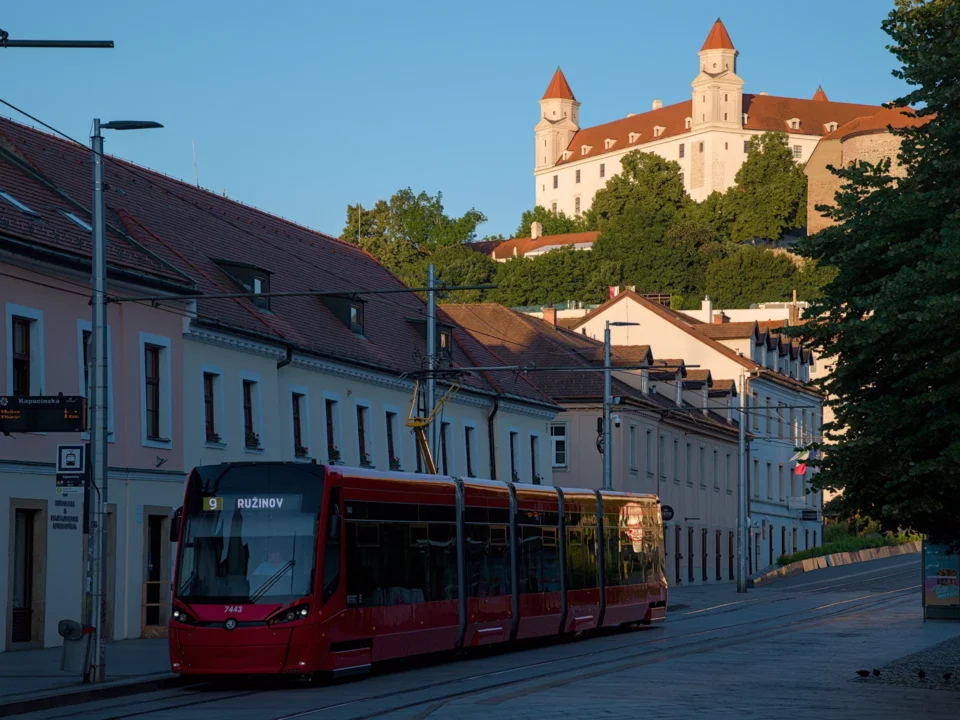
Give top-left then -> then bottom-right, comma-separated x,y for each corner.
168,462 -> 667,676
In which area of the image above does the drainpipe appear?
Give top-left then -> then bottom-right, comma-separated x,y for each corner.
487,398 -> 500,480
277,346 -> 293,369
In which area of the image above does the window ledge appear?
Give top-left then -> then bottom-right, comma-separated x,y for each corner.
726,489 -> 733,495
552,466 -> 569,472
143,437 -> 172,450
243,446 -> 264,455
293,455 -> 313,463
204,440 -> 227,450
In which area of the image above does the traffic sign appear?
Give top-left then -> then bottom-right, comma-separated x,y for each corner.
55,443 -> 89,495
0,395 -> 86,433
661,505 -> 675,522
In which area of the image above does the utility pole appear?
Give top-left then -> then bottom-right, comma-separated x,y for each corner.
426,264 -> 437,460
602,322 -> 612,490
88,119 -> 162,683
88,119 -> 108,683
737,372 -> 748,592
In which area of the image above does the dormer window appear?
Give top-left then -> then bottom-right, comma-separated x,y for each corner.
407,317 -> 454,359
439,329 -> 452,360
322,295 -> 367,334
824,121 -> 838,133
604,138 -> 616,150
349,302 -> 364,334
787,118 -> 801,130
684,117 -> 692,130
628,132 -> 641,144
653,126 -> 665,138
580,144 -> 592,156
562,150 -> 573,161
0,190 -> 40,218
213,259 -> 272,310
61,210 -> 92,232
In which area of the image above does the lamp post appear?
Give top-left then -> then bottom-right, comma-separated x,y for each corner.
603,321 -> 639,490
87,119 -> 162,684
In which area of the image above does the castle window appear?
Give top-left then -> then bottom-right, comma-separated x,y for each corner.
699,142 -> 704,152
679,143 -> 685,158
551,202 -> 557,212
575,169 -> 580,183
743,113 -> 749,125
724,113 -> 728,121
628,132 -> 640,144
792,145 -> 802,159
685,117 -> 692,129
679,172 -> 684,184
725,142 -> 728,150
553,175 -> 558,189
724,94 -> 728,102
787,118 -> 801,130
575,196 -> 580,214
604,138 -> 615,150
600,163 -> 605,178
653,126 -> 665,138
824,121 -> 838,133
743,140 -> 750,153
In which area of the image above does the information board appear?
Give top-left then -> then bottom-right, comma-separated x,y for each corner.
923,542 -> 960,619
0,396 -> 86,433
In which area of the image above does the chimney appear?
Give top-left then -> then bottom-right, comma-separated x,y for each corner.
675,372 -> 683,408
543,307 -> 557,327
627,112 -> 636,117
641,368 -> 649,394
713,311 -> 728,324
702,385 -> 709,416
759,91 -> 768,96
701,295 -> 713,322
531,221 -> 543,240
652,99 -> 663,110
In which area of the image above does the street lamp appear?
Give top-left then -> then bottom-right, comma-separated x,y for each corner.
87,118 -> 162,684
603,321 -> 639,490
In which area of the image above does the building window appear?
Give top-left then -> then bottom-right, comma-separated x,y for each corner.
145,346 -> 161,440
753,459 -> 760,497
645,430 -> 653,475
713,450 -> 719,489
575,169 -> 580,184
725,453 -> 732,491
440,421 -> 451,475
699,447 -> 706,487
599,163 -> 605,178
792,145 -> 802,159
553,175 -> 558,189
530,435 -> 540,484
679,172 -> 684,184
386,412 -> 399,470
686,442 -> 692,486
777,402 -> 785,438
11,317 -> 31,396
744,140 -> 750,153
203,372 -> 218,442
349,302 -> 364,334
725,141 -> 728,149
357,405 -> 371,466
325,399 -> 340,463
574,196 -> 581,214
724,113 -> 728,121
751,392 -> 760,430
242,379 -> 259,448
766,462 -> 773,500
292,392 -> 306,456
510,431 -> 519,481
778,464 -> 785,501
765,397 -> 772,434
699,142 -> 704,153
464,426 -> 475,477
679,143 -> 685,158
550,423 -> 567,467
551,202 -> 557,212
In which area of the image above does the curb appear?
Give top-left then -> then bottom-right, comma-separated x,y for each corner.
0,674 -> 193,718
747,541 -> 922,588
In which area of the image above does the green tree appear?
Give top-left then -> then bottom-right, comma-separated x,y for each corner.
514,206 -> 594,238
491,248 -> 620,307
705,246 -> 800,307
588,151 -> 690,234
725,131 -> 808,242
425,244 -> 498,303
789,0 -> 960,544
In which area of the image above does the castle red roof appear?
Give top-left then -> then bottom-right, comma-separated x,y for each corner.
701,18 -> 735,51
542,67 -> 576,101
812,85 -> 829,102
491,231 -> 599,260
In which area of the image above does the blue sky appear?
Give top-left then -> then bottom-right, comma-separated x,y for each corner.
1,1 -> 906,240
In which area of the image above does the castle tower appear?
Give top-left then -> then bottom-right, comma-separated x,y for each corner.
691,19 -> 744,130
535,68 -> 580,172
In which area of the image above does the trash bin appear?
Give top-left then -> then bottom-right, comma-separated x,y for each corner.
58,619 -> 93,674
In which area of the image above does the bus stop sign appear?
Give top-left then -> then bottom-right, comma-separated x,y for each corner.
0,395 -> 86,434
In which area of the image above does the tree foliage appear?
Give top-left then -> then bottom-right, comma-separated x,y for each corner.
588,151 -> 690,233
514,206 -> 594,238
725,131 -> 808,242
789,0 -> 960,545
490,248 -> 621,307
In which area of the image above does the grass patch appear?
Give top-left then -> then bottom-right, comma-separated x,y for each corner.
777,532 -> 921,566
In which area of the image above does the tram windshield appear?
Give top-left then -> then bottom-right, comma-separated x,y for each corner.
174,464 -> 324,604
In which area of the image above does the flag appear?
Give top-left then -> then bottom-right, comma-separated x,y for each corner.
791,449 -> 810,463
795,463 -> 807,475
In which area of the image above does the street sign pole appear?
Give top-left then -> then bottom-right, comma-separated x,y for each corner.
737,373 -> 748,593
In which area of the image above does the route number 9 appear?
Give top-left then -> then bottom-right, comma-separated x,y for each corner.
204,497 -> 223,511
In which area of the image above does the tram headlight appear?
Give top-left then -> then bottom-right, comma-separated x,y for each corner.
268,604 -> 310,626
172,607 -> 195,625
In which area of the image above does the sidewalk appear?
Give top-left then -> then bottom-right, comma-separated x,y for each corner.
0,639 -> 179,717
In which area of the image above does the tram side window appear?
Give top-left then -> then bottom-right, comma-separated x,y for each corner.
322,489 -> 341,605
565,511 -> 599,590
518,524 -> 560,594
345,518 -> 457,607
465,522 -> 511,597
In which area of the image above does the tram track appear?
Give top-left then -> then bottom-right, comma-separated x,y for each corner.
62,578 -> 919,720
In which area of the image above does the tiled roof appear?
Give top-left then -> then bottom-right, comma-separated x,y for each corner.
0,115 -> 554,409
684,369 -> 713,385
696,319 -> 786,341
555,94 -> 882,166
570,290 -> 703,329
710,379 -> 736,395
812,85 -> 829,102
542,67 -> 576,101
701,18 -> 735,51
444,304 -> 737,434
822,106 -> 928,142
557,316 -> 584,330
466,238 -> 504,255
491,231 -> 599,260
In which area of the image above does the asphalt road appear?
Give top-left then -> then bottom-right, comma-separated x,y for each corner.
17,554 -> 960,720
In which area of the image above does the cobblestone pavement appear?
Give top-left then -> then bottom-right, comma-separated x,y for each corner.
15,555 -> 960,720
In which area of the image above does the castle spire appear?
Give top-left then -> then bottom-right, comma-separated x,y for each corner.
701,18 -> 735,51
812,84 -> 829,102
542,67 -> 576,101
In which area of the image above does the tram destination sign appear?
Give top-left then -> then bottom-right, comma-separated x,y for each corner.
0,395 -> 86,434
